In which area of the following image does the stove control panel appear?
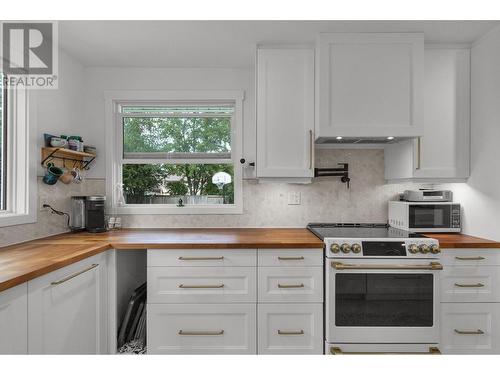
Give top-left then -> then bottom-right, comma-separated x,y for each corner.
326,238 -> 440,258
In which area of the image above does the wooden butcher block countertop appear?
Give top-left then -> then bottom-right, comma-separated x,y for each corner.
423,233 -> 500,249
0,228 -> 323,292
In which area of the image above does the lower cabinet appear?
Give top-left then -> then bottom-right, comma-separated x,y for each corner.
0,283 -> 28,354
441,303 -> 500,354
27,253 -> 108,354
147,304 -> 257,354
258,303 -> 323,354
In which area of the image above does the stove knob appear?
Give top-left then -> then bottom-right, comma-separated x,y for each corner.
341,243 -> 351,253
330,243 -> 340,254
419,244 -> 430,254
351,243 -> 362,253
430,244 -> 440,254
408,244 -> 419,254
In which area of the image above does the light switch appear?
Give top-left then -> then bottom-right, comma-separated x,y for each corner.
287,192 -> 301,205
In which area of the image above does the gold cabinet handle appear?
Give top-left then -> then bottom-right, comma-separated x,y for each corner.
178,284 -> 224,289
454,329 -> 485,335
454,282 -> 485,288
455,256 -> 485,261
332,261 -> 443,271
51,264 -> 99,285
278,283 -> 304,288
331,347 -> 441,355
178,330 -> 224,336
277,256 -> 305,261
178,256 -> 224,261
416,137 -> 422,170
278,329 -> 304,335
309,129 -> 313,169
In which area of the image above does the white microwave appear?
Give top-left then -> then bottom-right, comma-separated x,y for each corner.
389,201 -> 461,233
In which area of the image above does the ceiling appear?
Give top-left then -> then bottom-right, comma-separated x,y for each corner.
59,20 -> 499,68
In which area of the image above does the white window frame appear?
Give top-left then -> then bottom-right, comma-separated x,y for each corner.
105,90 -> 244,215
0,85 -> 37,227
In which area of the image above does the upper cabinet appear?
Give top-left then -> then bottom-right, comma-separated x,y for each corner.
385,47 -> 470,181
316,33 -> 424,140
256,46 -> 315,181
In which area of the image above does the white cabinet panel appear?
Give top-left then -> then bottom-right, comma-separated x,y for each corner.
256,47 -> 314,179
147,304 -> 256,354
148,249 -> 256,267
0,283 -> 28,354
385,48 -> 470,181
317,33 -> 423,138
28,253 -> 107,354
258,249 -> 323,267
441,303 -> 500,354
441,249 -> 500,266
258,303 -> 323,354
441,265 -> 500,303
148,266 -> 256,304
258,267 -> 323,303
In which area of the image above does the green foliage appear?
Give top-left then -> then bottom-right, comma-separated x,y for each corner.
122,115 -> 234,204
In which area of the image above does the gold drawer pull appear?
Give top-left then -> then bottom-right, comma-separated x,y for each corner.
51,264 -> 99,285
178,256 -> 224,261
278,283 -> 305,288
278,329 -> 304,335
454,329 -> 485,335
178,284 -> 224,289
178,330 -> 224,336
277,256 -> 305,261
331,347 -> 441,355
455,282 -> 485,288
455,256 -> 485,261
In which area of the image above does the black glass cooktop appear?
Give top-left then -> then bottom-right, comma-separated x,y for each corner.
307,223 -> 423,240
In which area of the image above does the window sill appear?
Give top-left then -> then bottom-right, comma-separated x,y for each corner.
0,211 -> 37,228
113,204 -> 243,215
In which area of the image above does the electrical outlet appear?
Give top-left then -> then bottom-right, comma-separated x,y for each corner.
39,199 -> 49,212
287,192 -> 301,205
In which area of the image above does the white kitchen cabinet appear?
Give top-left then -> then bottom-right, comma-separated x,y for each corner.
28,253 -> 108,354
316,33 -> 424,139
0,283 -> 28,354
256,46 -> 315,180
385,48 -> 470,181
441,303 -> 500,354
258,303 -> 323,354
147,303 -> 257,354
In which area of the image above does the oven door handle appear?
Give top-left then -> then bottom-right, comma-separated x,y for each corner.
330,347 -> 441,355
331,261 -> 443,270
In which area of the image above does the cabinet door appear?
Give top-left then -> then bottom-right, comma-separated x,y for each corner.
256,47 -> 314,179
0,283 -> 28,354
258,303 -> 323,354
441,303 -> 500,354
28,253 -> 107,354
317,33 -> 423,138
385,48 -> 470,181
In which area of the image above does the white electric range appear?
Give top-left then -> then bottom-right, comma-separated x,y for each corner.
307,223 -> 442,355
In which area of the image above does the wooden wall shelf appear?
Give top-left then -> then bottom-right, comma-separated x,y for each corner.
41,147 -> 96,170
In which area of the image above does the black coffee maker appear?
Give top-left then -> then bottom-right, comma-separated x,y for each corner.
85,196 -> 107,233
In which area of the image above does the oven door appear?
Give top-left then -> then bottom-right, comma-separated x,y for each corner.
326,258 -> 441,344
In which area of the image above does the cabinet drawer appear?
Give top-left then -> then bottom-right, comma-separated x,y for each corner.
441,266 -> 500,302
148,249 -> 256,267
441,303 -> 500,354
148,267 -> 256,303
258,267 -> 323,303
258,303 -> 323,354
441,249 -> 500,266
147,304 -> 256,354
258,249 -> 323,267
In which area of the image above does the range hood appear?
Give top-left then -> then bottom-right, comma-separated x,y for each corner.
315,136 -> 413,145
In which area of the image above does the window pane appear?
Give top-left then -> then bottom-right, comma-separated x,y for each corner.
123,116 -> 231,159
0,73 -> 6,210
122,164 -> 234,205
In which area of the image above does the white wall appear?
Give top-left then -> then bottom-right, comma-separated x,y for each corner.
81,67 -> 256,178
447,26 -> 500,241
